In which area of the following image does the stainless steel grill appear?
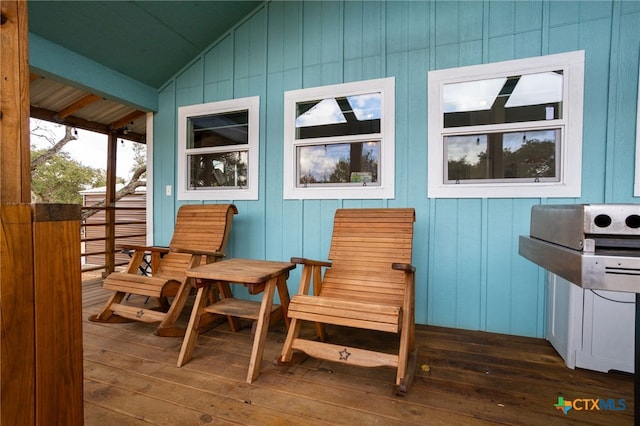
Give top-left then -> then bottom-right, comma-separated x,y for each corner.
519,204 -> 640,292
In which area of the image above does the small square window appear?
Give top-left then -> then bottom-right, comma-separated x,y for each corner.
178,97 -> 259,200
428,51 -> 584,198
284,78 -> 395,199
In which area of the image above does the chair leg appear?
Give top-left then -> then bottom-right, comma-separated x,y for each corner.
88,291 -> 132,323
395,320 -> 416,393
276,317 -> 302,364
155,279 -> 190,337
395,349 -> 417,394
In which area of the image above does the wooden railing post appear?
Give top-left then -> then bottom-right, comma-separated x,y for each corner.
32,204 -> 84,425
104,133 -> 118,275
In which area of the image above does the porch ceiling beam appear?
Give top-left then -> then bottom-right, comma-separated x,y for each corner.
31,106 -> 146,144
109,110 -> 146,130
56,93 -> 102,120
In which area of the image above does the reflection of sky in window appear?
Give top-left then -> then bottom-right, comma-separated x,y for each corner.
447,135 -> 487,165
296,93 -> 381,127
296,99 -> 346,127
505,72 -> 562,107
299,142 -> 378,181
348,93 -> 381,120
447,130 -> 556,165
444,78 -> 506,113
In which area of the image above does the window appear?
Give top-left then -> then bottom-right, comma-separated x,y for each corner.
177,96 -> 259,200
428,51 -> 584,198
284,78 -> 395,199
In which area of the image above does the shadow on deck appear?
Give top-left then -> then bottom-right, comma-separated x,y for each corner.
82,277 -> 634,425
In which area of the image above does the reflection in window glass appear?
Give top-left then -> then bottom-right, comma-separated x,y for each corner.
297,141 -> 380,186
505,72 -> 563,108
188,111 -> 249,149
444,77 -> 506,113
188,151 -> 248,189
295,93 -> 381,139
446,129 -> 558,182
444,71 -> 563,128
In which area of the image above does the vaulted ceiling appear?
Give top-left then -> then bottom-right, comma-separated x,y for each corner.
27,1 -> 262,141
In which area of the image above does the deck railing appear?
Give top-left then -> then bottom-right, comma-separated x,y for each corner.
81,205 -> 146,276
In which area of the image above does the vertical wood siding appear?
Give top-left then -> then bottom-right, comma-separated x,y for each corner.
153,0 -> 640,337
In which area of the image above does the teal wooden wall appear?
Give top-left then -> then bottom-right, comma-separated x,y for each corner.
153,0 -> 640,338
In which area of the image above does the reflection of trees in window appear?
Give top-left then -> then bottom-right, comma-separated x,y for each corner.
448,139 -> 555,181
190,152 -> 247,188
331,150 -> 378,183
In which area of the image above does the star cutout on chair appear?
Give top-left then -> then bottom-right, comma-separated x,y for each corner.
338,348 -> 351,361
136,309 -> 145,318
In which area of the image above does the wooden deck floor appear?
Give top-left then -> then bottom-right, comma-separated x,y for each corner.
82,278 -> 634,425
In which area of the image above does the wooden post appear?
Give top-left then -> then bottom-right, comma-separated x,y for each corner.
0,0 -> 31,204
32,204 -> 84,425
0,204 -> 36,425
1,2 -> 36,425
1,3 -> 84,425
104,133 -> 118,275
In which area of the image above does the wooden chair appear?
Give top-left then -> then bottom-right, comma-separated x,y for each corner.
89,204 -> 237,337
277,208 -> 417,393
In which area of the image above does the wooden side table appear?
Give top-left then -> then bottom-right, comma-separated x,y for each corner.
177,258 -> 295,383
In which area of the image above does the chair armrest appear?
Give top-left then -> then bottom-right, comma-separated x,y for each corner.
174,247 -> 226,258
118,244 -> 170,255
291,257 -> 332,268
392,262 -> 416,273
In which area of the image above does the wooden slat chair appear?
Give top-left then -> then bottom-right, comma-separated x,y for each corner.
277,208 -> 417,393
89,204 -> 238,336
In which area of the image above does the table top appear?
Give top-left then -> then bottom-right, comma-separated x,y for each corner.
186,258 -> 295,284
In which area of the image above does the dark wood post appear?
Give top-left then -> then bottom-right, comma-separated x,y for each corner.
104,132 -> 118,274
1,2 -> 84,424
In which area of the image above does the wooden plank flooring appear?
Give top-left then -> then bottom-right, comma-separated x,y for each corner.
82,278 -> 634,425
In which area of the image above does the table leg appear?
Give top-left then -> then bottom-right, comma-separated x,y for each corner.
276,273 -> 291,329
177,286 -> 209,367
246,275 -> 278,383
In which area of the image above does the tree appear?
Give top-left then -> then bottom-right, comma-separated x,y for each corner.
30,121 -> 147,218
31,148 -> 106,203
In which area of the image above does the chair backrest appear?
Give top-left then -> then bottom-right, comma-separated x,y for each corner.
159,204 -> 238,281
321,208 -> 415,306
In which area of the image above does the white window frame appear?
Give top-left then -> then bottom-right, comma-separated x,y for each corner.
283,77 -> 395,200
428,51 -> 585,198
177,96 -> 259,200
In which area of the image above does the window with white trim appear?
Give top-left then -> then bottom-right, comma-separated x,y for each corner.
284,77 -> 395,199
428,51 -> 584,198
177,96 -> 259,200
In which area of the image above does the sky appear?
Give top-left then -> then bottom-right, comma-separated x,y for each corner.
30,118 -> 141,181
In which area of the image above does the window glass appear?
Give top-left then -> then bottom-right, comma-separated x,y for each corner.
445,129 -> 559,182
295,93 -> 381,140
188,111 -> 249,148
297,141 -> 380,186
444,71 -> 563,128
188,151 -> 248,189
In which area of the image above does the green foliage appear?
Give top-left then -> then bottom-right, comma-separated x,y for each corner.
31,149 -> 106,203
